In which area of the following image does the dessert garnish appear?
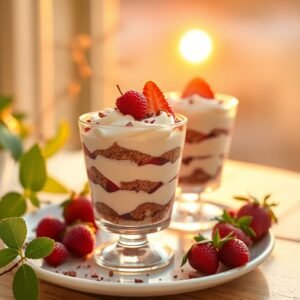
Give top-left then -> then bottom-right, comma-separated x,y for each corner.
143,81 -> 174,117
116,85 -> 147,120
115,81 -> 174,120
212,209 -> 255,246
181,230 -> 250,275
182,77 -> 214,99
234,194 -> 278,240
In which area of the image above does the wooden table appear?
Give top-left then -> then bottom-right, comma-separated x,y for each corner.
1,153 -> 300,300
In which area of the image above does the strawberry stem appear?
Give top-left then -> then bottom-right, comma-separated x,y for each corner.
116,85 -> 123,96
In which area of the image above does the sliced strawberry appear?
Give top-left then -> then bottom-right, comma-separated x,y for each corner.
143,81 -> 174,116
182,77 -> 214,99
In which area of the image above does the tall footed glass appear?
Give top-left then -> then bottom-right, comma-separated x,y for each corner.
79,112 -> 187,272
168,93 -> 238,231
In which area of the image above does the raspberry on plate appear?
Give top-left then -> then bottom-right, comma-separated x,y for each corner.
45,242 -> 69,267
63,195 -> 97,230
36,217 -> 66,241
63,224 -> 95,257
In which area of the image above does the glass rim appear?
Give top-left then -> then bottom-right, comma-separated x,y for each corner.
165,92 -> 239,107
78,112 -> 187,128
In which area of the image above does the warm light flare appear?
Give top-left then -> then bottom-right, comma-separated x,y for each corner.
179,29 -> 213,63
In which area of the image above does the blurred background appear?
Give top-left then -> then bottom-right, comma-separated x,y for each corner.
1,0 -> 300,171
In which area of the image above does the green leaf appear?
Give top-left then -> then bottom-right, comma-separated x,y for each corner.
29,192 -> 40,208
181,252 -> 189,267
0,217 -> 27,249
237,216 -> 252,227
42,176 -> 69,194
0,192 -> 27,219
193,234 -> 207,242
0,95 -> 12,111
233,195 -> 250,201
42,121 -> 70,158
0,248 -> 19,268
13,264 -> 38,300
25,237 -> 54,259
19,144 -> 47,192
0,124 -> 23,160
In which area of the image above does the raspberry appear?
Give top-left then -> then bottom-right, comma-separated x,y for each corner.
36,217 -> 66,241
45,242 -> 69,267
63,224 -> 95,257
116,90 -> 147,120
63,196 -> 97,230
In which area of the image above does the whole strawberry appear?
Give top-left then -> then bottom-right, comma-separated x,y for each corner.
116,87 -> 147,120
45,242 -> 69,267
181,235 -> 219,275
212,209 -> 255,247
63,195 -> 97,230
36,217 -> 66,241
63,224 -> 95,257
218,238 -> 250,268
235,194 -> 277,240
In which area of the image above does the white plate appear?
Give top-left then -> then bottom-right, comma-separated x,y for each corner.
25,205 -> 275,297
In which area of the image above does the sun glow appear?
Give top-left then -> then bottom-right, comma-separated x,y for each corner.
179,29 -> 213,64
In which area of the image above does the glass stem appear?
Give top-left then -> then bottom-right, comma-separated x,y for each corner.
117,234 -> 149,248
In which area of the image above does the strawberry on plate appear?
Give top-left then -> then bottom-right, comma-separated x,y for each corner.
181,234 -> 220,275
234,194 -> 278,240
36,217 -> 66,241
182,77 -> 214,99
212,209 -> 255,246
143,81 -> 174,117
45,242 -> 69,267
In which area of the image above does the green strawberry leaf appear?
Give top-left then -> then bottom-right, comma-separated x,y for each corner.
13,264 -> 38,300
0,192 -> 27,219
237,216 -> 252,227
180,251 -> 189,267
42,176 -> 69,194
233,195 -> 250,202
193,234 -> 207,242
19,144 -> 47,192
0,124 -> 23,160
0,217 -> 27,249
0,95 -> 12,111
0,248 -> 19,268
29,192 -> 40,208
42,121 -> 70,158
25,237 -> 54,259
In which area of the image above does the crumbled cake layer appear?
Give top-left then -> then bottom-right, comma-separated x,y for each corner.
95,197 -> 174,224
185,128 -> 229,144
179,167 -> 221,185
88,166 -> 165,194
182,155 -> 214,165
83,143 -> 181,166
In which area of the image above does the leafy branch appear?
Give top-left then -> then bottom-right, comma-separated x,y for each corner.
0,217 -> 54,300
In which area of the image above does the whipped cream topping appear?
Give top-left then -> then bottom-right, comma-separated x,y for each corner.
82,109 -> 178,140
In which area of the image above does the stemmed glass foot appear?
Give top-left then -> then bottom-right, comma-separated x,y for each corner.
94,234 -> 174,272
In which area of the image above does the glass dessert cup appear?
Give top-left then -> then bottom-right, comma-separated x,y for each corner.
79,112 -> 187,272
168,93 -> 239,232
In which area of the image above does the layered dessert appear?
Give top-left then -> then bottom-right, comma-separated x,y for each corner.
79,81 -> 186,226
168,78 -> 238,191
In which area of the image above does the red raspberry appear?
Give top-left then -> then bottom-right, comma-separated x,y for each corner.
36,217 -> 66,241
63,224 -> 95,257
187,242 -> 219,275
116,90 -> 147,120
44,242 -> 69,267
218,238 -> 250,268
63,196 -> 97,230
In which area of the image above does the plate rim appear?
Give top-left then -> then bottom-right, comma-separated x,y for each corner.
25,205 -> 275,296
